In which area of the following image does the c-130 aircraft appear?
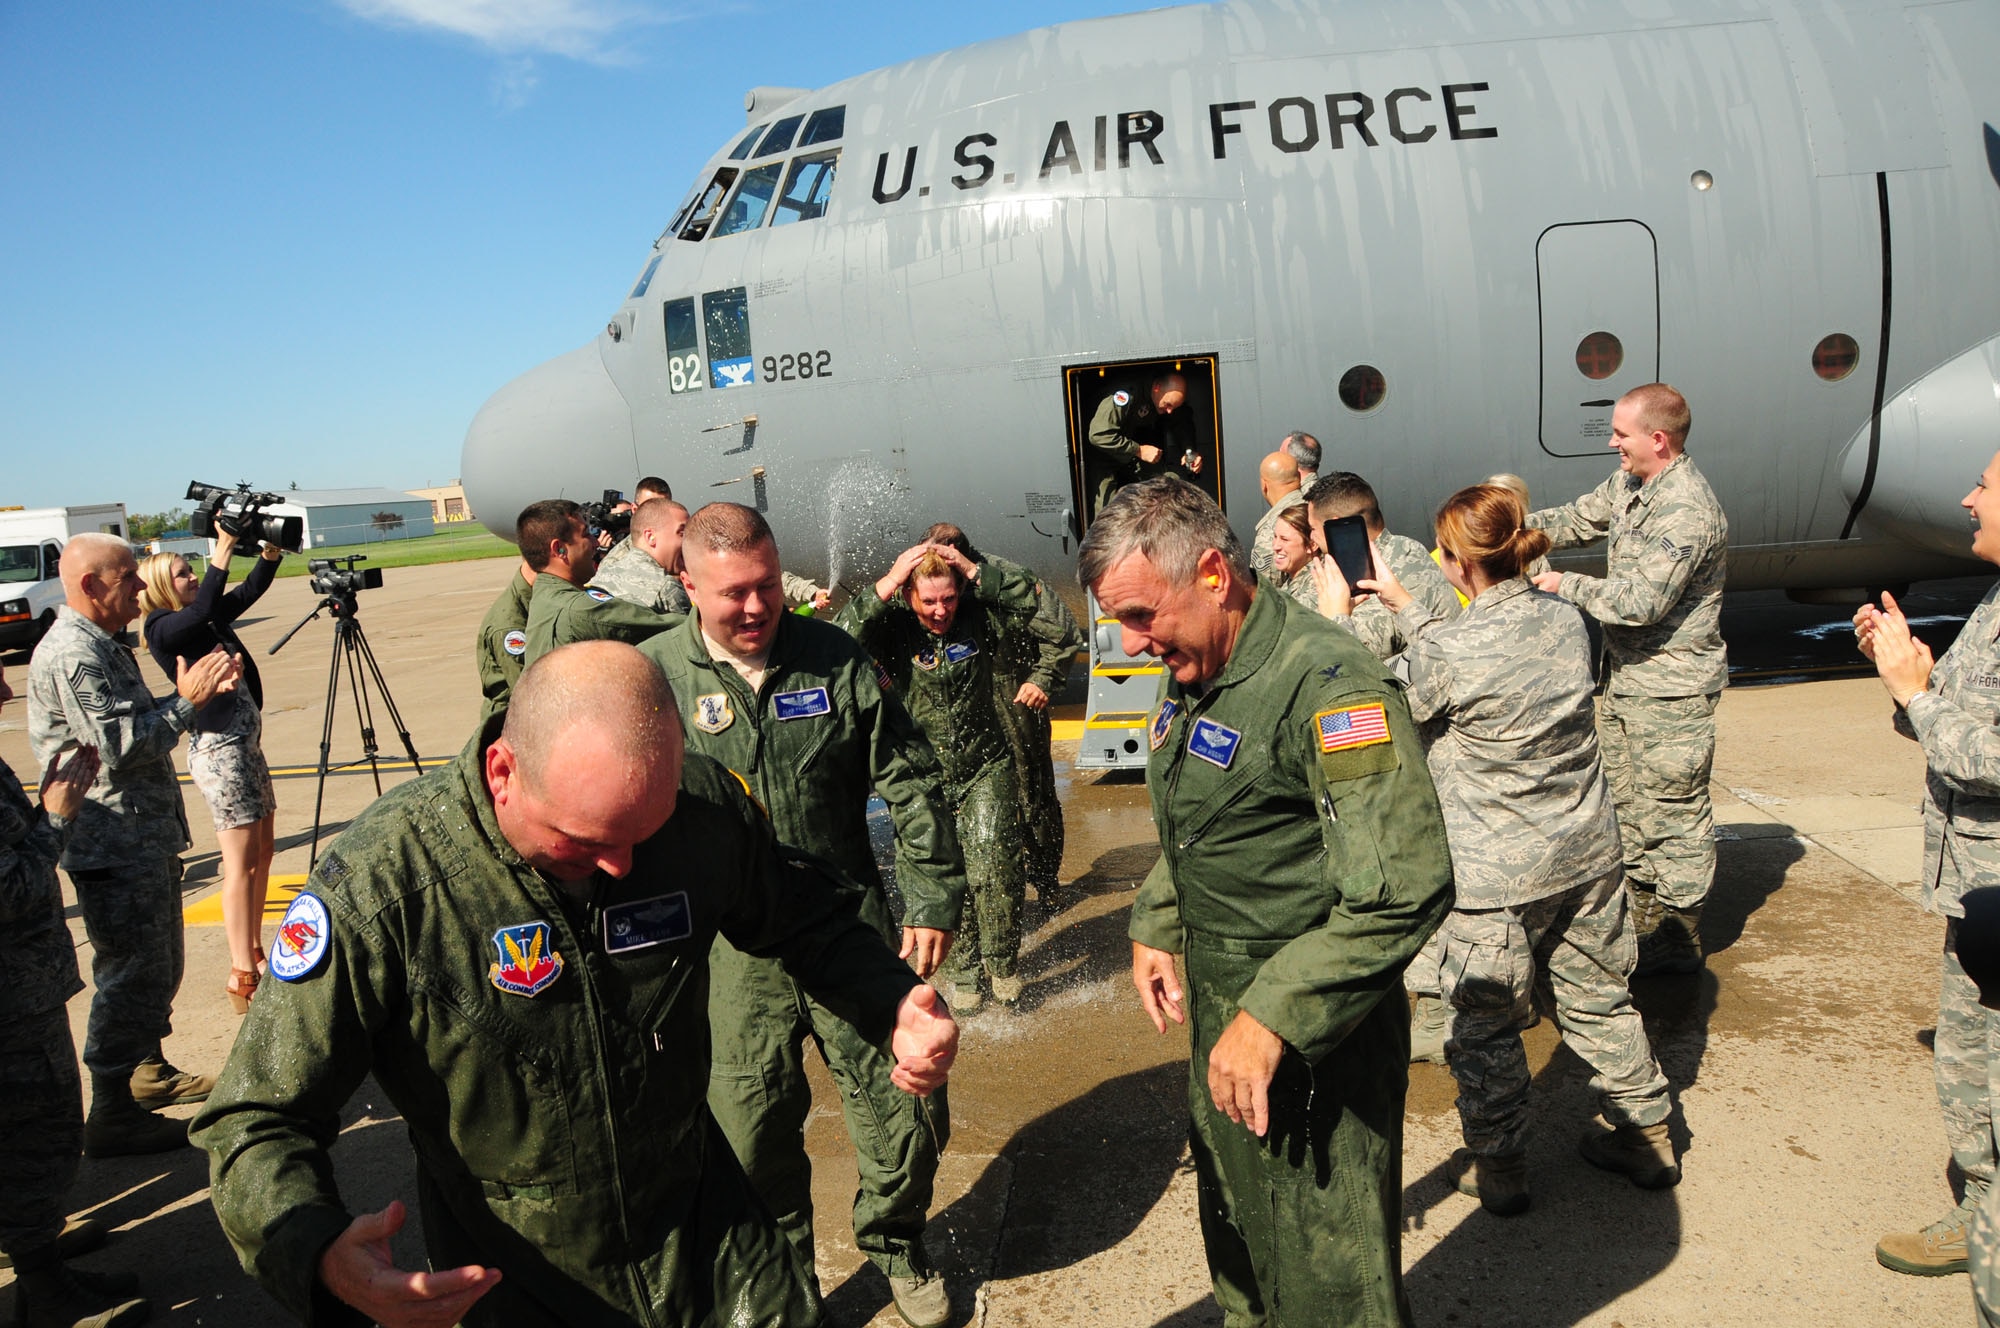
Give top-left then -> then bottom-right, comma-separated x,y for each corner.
461,0 -> 2000,760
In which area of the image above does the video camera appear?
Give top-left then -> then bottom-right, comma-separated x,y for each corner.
309,555 -> 383,602
186,481 -> 305,553
580,489 -> 632,543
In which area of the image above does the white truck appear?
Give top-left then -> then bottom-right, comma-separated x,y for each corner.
0,504 -> 131,651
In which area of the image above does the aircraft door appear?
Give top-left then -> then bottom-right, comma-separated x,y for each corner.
1063,354 -> 1225,532
1536,221 -> 1661,457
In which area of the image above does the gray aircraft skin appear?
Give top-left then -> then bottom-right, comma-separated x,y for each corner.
461,0 -> 2000,599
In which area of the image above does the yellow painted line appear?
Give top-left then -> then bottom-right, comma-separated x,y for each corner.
1051,720 -> 1083,741
25,758 -> 448,797
184,873 -> 308,926
1087,715 -> 1150,728
1091,666 -> 1163,677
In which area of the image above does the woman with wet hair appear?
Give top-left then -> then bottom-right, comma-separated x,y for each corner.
138,527 -> 282,1013
1370,482 -> 1677,1216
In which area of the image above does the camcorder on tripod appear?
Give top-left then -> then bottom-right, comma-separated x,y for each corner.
269,555 -> 419,866
186,481 -> 305,553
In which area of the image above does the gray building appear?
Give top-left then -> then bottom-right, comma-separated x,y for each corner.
269,489 -> 437,549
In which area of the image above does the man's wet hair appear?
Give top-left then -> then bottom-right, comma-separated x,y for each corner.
631,498 -> 688,540
504,641 -> 680,793
516,500 -> 584,572
1078,475 -> 1246,590
1304,472 -> 1383,531
684,502 -> 775,558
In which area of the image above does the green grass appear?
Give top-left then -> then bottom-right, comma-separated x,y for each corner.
257,523 -> 516,577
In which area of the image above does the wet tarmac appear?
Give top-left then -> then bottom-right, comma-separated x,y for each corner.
0,558 -> 1987,1326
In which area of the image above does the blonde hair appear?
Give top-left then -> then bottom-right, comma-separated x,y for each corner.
1434,485 -> 1551,584
1483,473 -> 1532,510
908,550 -> 957,588
136,553 -> 184,644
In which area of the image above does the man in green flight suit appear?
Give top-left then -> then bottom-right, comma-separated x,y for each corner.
1086,372 -> 1203,515
516,499 -> 679,666
190,642 -> 959,1328
1083,477 -> 1453,1328
922,523 -> 1083,896
837,541 -> 1041,1011
640,503 -> 964,1328
473,557 -> 535,724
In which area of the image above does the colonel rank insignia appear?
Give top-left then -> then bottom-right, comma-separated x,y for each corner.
490,921 -> 564,997
692,692 -> 735,734
1316,703 -> 1391,753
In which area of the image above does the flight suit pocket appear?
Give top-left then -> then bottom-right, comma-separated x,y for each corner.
410,975 -> 577,1194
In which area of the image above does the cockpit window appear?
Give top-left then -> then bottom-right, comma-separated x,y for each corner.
770,150 -> 840,227
677,167 -> 739,242
800,106 -> 845,146
756,114 -> 805,157
629,254 -> 663,299
712,163 -> 784,238
728,124 -> 768,161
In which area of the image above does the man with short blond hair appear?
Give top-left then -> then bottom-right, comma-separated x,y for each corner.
28,532 -> 240,1158
517,499 -> 679,665
591,497 -> 692,614
1530,382 -> 1728,976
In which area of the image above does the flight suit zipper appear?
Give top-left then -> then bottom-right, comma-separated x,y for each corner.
578,878 -> 657,1328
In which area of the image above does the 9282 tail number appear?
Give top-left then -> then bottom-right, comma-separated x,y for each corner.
762,351 -> 833,383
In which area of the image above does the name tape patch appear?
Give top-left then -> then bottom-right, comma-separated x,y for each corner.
270,892 -> 332,982
1187,717 -> 1242,769
943,640 -> 978,665
773,686 -> 831,721
1316,703 -> 1391,753
603,892 -> 693,955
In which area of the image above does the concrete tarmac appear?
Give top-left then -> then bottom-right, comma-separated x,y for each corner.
0,558 -> 1986,1326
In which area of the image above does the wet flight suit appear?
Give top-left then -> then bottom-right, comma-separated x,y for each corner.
522,573 -> 680,666
838,562 -> 1040,996
1087,383 -> 1195,515
986,556 -> 1084,888
474,568 -> 533,723
1130,582 -> 1452,1326
190,716 -> 927,1328
640,611 -> 964,1290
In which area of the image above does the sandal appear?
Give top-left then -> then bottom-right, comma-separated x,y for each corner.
254,943 -> 267,977
227,967 -> 260,1015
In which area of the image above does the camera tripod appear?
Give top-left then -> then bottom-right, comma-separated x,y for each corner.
270,591 -> 422,868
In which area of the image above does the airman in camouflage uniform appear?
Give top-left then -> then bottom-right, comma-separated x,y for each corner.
642,505 -> 964,1326
1859,466 -> 2000,1276
1385,491 -> 1675,1214
513,498 -> 680,667
1530,384 -> 1728,976
839,542 -> 1040,1010
28,532 -> 240,1158
474,560 -> 534,724
1092,478 -> 1452,1328
589,498 -> 692,616
191,643 -> 957,1328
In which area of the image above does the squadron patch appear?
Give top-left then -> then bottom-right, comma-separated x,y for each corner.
269,892 -> 332,982
489,921 -> 564,997
773,686 -> 831,720
603,892 -> 693,955
503,629 -> 527,657
586,587 -> 614,602
1148,698 -> 1180,752
914,648 -> 940,671
692,693 -> 735,734
1316,704 -> 1391,753
943,640 -> 978,665
1187,717 -> 1242,769
1112,390 -> 1131,408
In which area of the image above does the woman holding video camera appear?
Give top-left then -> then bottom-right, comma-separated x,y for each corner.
138,528 -> 282,1013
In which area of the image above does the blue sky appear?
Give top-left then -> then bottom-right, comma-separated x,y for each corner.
0,0 -> 1143,520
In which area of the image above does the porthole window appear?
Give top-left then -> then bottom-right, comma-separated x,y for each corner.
1575,331 -> 1623,380
1338,365 -> 1387,413
1813,333 -> 1860,382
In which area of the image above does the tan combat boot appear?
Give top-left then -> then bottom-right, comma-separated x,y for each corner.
127,1057 -> 214,1107
1634,904 -> 1703,977
1876,1205 -> 1973,1276
1448,1148 -> 1530,1216
1578,1118 -> 1681,1189
12,1258 -> 150,1328
83,1075 -> 189,1159
1409,995 -> 1451,1066
888,1269 -> 952,1328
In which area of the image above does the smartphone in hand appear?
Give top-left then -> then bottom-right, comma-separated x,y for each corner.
1321,515 -> 1373,593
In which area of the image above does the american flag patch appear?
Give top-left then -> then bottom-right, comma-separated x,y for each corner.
1316,704 -> 1391,753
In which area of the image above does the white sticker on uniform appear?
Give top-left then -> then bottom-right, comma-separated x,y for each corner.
270,892 -> 332,982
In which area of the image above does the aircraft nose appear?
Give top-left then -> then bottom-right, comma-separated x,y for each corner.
460,342 -> 636,540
